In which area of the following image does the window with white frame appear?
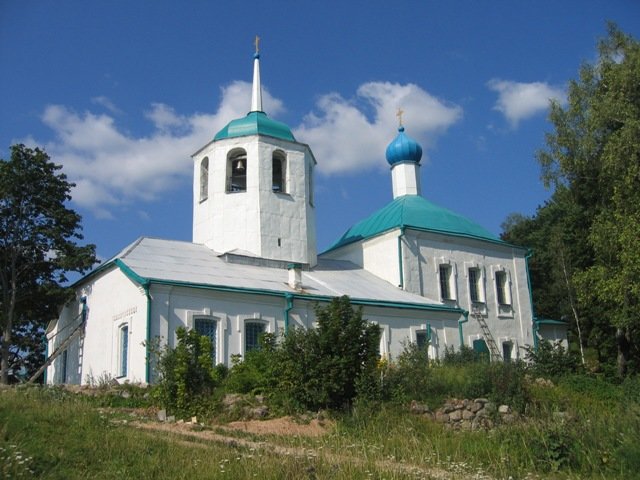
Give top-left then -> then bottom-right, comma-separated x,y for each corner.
272,151 -> 286,193
245,321 -> 266,353
119,324 -> 129,377
226,149 -> 247,192
495,270 -> 510,306
61,349 -> 68,383
439,264 -> 454,300
468,267 -> 483,303
194,317 -> 218,364
199,156 -> 209,201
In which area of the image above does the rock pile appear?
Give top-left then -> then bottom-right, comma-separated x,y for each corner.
410,398 -> 518,430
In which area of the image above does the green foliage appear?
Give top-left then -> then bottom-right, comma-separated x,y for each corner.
275,296 -> 381,411
0,144 -> 96,384
152,327 -> 221,416
222,296 -> 381,412
503,25 -> 640,375
525,341 -> 582,379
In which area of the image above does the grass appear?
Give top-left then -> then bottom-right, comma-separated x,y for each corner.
1,373 -> 639,479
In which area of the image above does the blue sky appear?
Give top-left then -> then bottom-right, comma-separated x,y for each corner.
1,1 -> 639,262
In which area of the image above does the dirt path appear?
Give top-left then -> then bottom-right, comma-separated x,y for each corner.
132,421 -> 467,479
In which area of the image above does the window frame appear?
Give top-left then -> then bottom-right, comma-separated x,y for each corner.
438,263 -> 455,301
271,150 -> 287,194
199,156 -> 209,202
495,270 -> 510,306
244,321 -> 267,353
193,316 -> 219,365
118,323 -> 129,378
467,266 -> 485,304
226,149 -> 247,193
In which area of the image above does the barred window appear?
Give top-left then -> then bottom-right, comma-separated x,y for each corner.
194,317 -> 217,364
245,322 -> 266,353
469,268 -> 481,303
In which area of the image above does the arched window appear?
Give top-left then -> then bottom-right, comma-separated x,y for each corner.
119,324 -> 129,377
199,157 -> 209,202
272,151 -> 286,193
226,149 -> 247,192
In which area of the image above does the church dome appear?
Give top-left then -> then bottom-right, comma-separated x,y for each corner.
385,127 -> 423,165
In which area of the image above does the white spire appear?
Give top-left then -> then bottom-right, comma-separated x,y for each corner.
250,35 -> 263,112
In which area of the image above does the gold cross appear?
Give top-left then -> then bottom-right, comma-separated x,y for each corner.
396,108 -> 404,127
255,35 -> 260,54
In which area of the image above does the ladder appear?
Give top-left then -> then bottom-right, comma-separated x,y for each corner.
28,320 -> 85,384
471,307 -> 502,361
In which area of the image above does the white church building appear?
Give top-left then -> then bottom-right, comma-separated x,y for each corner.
45,48 -> 565,385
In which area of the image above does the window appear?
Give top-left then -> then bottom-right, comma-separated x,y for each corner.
439,264 -> 453,300
199,157 -> 209,201
61,349 -> 68,383
245,322 -> 266,353
119,324 -> 129,377
502,341 -> 513,362
194,317 -> 217,364
416,331 -> 429,350
468,267 -> 482,303
272,151 -> 286,193
308,163 -> 314,206
226,149 -> 247,192
495,270 -> 510,306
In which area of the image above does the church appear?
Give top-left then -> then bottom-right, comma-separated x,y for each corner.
45,46 -> 566,385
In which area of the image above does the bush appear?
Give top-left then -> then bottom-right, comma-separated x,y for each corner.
276,296 -> 381,411
525,341 -> 581,378
152,327 -> 222,416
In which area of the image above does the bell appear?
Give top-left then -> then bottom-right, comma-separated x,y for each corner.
235,159 -> 245,171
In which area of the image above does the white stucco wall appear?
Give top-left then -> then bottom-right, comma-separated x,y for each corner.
192,135 -> 317,266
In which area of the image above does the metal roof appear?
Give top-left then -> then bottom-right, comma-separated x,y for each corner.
93,237 -> 459,313
325,194 -> 508,252
214,111 -> 296,142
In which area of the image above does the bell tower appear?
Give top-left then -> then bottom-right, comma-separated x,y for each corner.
192,40 -> 317,266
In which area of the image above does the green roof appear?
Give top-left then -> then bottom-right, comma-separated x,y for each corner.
325,194 -> 507,252
214,111 -> 295,142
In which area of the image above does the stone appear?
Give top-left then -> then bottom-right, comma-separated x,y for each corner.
474,398 -> 489,404
250,406 -> 269,419
410,400 -> 430,414
157,409 -> 167,422
435,412 -> 449,423
484,401 -> 496,413
191,416 -> 198,424
470,402 -> 483,413
462,409 -> 475,420
449,409 -> 462,421
167,415 -> 176,423
498,405 -> 511,414
120,390 -> 131,399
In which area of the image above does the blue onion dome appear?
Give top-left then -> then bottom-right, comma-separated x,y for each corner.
385,127 -> 423,165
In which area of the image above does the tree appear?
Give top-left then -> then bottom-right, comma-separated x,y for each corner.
536,24 -> 640,375
0,144 -> 96,384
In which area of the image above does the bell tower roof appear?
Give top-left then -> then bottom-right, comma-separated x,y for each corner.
214,38 -> 296,142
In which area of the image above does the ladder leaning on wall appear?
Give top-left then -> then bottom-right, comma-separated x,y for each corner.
28,310 -> 86,384
471,306 -> 502,361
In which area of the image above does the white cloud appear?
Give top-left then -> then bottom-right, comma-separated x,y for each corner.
487,79 -> 565,128
38,81 -> 282,216
36,80 -> 460,216
294,82 -> 462,174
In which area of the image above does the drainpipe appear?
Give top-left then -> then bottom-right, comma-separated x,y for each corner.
525,249 -> 539,350
143,283 -> 152,384
458,310 -> 469,348
284,293 -> 294,334
397,227 -> 406,289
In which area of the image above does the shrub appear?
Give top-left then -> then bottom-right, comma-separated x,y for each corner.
525,341 -> 581,378
152,327 -> 222,416
276,296 -> 381,411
